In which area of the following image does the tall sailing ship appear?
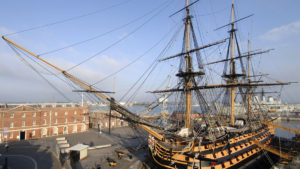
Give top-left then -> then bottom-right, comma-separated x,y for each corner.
3,0 -> 298,169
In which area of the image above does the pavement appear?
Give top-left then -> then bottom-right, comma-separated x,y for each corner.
0,141 -> 61,169
76,127 -> 149,169
0,127 -> 149,169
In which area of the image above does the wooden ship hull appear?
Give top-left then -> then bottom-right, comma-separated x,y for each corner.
2,0 -> 299,169
148,126 -> 275,169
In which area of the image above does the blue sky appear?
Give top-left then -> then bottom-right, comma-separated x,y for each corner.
1,0 -> 300,104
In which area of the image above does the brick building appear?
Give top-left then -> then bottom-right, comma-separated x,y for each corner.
90,106 -> 127,130
0,103 -> 89,142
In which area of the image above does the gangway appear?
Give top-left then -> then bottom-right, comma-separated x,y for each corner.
261,121 -> 300,135
253,139 -> 294,160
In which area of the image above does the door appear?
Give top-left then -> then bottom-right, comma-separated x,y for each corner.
20,131 -> 26,140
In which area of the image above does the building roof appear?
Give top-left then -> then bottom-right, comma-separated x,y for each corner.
66,144 -> 89,151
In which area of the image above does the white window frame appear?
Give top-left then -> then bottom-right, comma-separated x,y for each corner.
9,132 -> 13,138
63,126 -> 68,134
53,127 -> 58,135
73,125 -> 77,133
10,113 -> 14,118
81,124 -> 86,131
42,128 -> 47,136
10,122 -> 14,128
22,121 -> 25,127
33,112 -> 36,117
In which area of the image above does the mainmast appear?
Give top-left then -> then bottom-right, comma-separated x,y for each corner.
185,0 -> 192,132
230,0 -> 236,126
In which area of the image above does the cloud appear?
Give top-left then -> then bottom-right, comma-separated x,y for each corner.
93,55 -> 125,74
260,21 -> 300,41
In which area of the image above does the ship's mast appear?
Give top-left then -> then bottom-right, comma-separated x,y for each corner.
230,0 -> 236,126
185,0 -> 192,132
247,34 -> 252,118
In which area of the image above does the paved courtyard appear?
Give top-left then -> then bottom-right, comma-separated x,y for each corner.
0,127 -> 149,169
0,141 -> 61,169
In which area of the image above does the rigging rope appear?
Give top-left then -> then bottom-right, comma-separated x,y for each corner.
124,41 -> 175,102
91,16 -> 182,87
6,39 -> 109,103
3,0 -> 135,36
121,23 -> 183,103
7,42 -> 71,101
66,0 -> 172,72
38,0 -> 169,56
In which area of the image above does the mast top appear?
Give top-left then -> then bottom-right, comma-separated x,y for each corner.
169,0 -> 199,17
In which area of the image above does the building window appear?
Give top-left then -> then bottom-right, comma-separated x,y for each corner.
42,128 -> 47,136
44,112 -> 47,116
43,119 -> 47,125
22,121 -> 25,127
55,112 -> 58,116
10,122 -> 14,128
65,111 -> 68,115
74,118 -> 77,123
9,132 -> 13,138
63,126 -> 68,134
22,113 -> 26,118
73,125 -> 77,133
53,127 -> 58,135
55,119 -> 58,124
10,113 -> 14,118
74,111 -> 77,115
65,118 -> 68,123
83,117 -> 86,122
32,121 -> 36,126
81,124 -> 86,131
32,130 -> 35,136
33,112 -> 36,117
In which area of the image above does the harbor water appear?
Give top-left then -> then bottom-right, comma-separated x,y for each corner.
91,105 -> 300,139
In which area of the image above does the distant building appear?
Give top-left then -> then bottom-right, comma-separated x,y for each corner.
89,107 -> 127,130
0,103 -> 89,143
252,96 -> 295,113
